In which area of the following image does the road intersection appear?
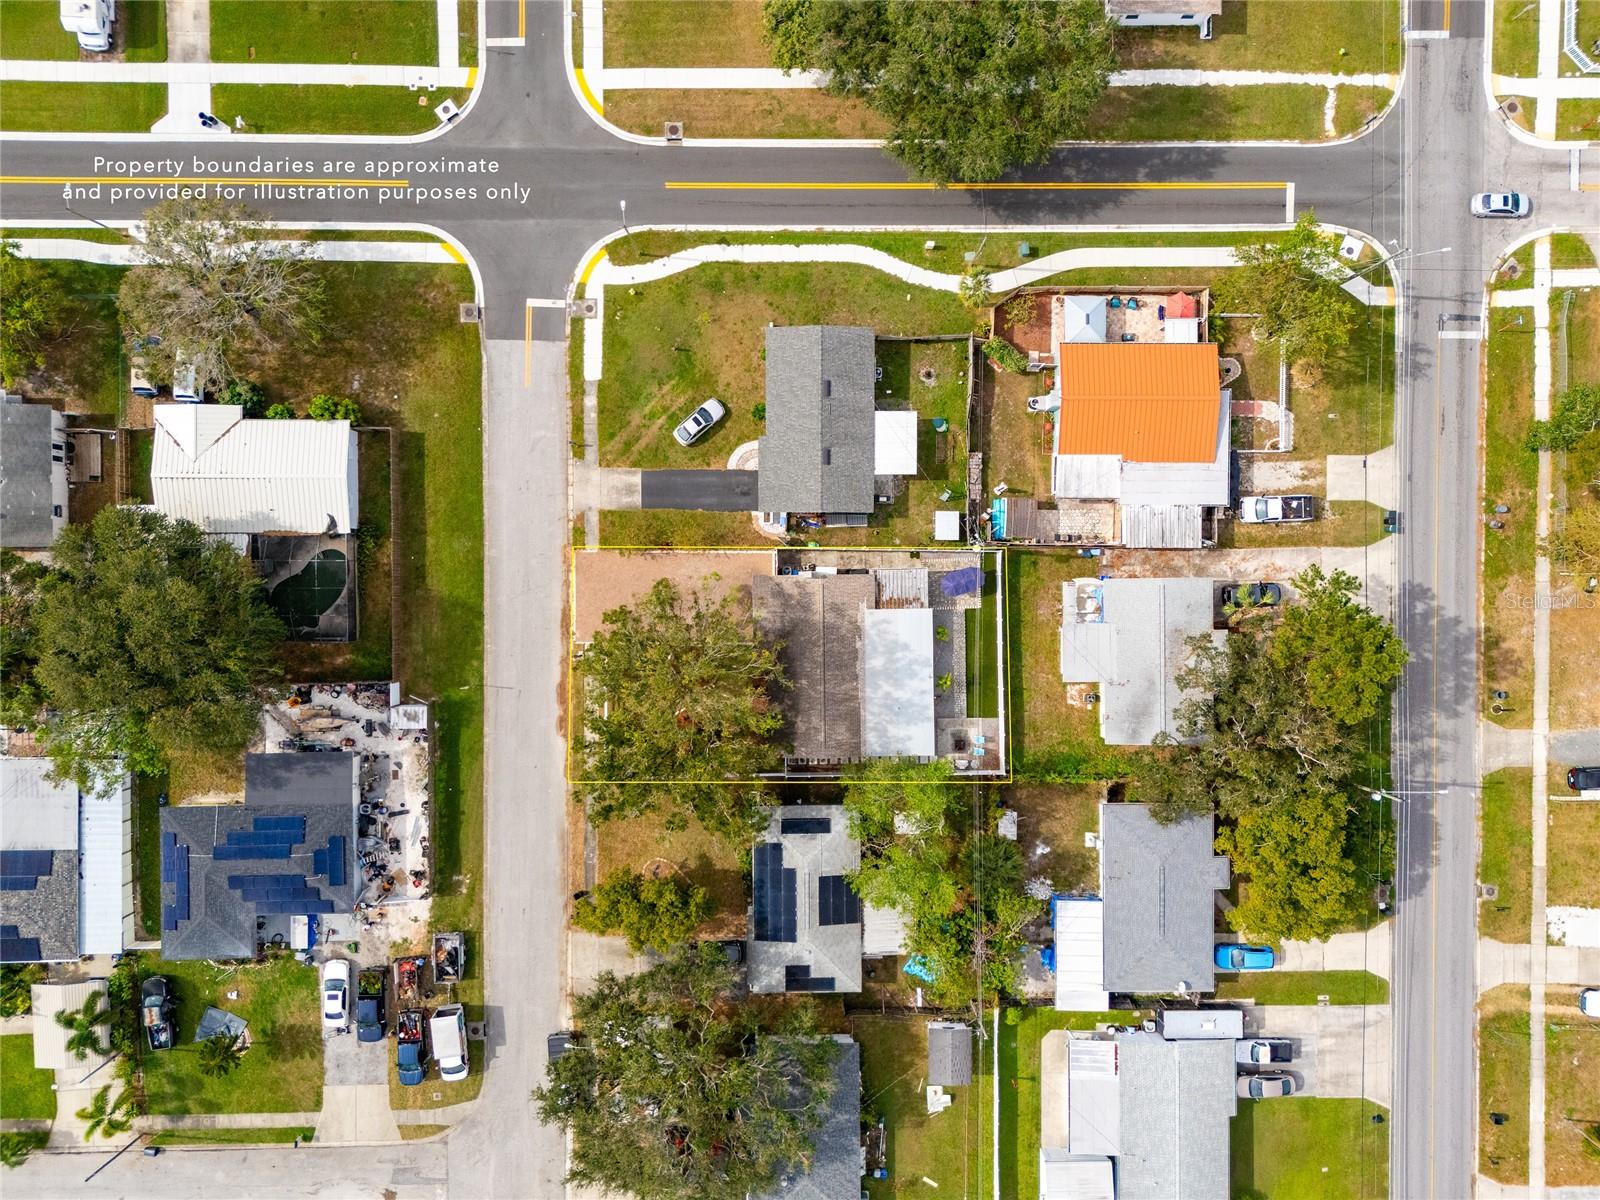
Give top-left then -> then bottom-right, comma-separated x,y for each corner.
3,1 -> 1596,1196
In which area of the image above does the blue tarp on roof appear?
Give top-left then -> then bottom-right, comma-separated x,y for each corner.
939,567 -> 984,597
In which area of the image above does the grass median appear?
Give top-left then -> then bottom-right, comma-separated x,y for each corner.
1478,985 -> 1531,1184
210,0 -> 436,64
1213,969 -> 1389,1006
1478,769 -> 1533,941
1481,321 -> 1538,727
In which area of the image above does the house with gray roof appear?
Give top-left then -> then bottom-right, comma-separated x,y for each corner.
757,325 -> 878,517
1039,1028 -> 1235,1200
1,757 -> 132,963
754,1035 -> 862,1200
1059,577 -> 1225,746
1053,803 -> 1229,1010
748,805 -> 862,995
159,753 -> 357,960
928,1021 -> 973,1087
0,396 -> 68,550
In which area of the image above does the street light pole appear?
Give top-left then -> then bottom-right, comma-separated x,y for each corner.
619,199 -> 628,236
1370,787 -> 1451,803
1346,244 -> 1452,283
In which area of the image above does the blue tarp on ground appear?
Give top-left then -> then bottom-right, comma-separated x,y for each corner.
940,566 -> 984,597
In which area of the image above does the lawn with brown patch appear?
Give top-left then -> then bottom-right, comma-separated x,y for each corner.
1003,783 -> 1103,893
168,745 -> 245,802
1482,323 -> 1539,728
604,88 -> 888,139
1217,500 -> 1391,549
1478,769 -> 1532,942
1478,984 -> 1531,1184
983,369 -> 1057,500
1545,990 -> 1600,1186
1546,799 -> 1600,908
602,0 -> 769,67
593,811 -> 748,936
571,549 -> 769,643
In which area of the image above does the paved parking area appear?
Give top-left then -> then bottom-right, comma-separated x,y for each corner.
639,469 -> 758,510
1243,1004 -> 1391,1107
324,1025 -> 388,1087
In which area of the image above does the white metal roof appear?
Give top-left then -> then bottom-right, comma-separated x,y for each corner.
1067,1039 -> 1122,1156
1060,294 -> 1108,344
862,903 -> 908,957
1053,897 -> 1110,1012
873,410 -> 919,476
151,404 -> 358,534
31,980 -> 112,1076
1039,1153 -> 1116,1200
1163,317 -> 1202,344
860,608 -> 936,758
1053,453 -> 1122,500
78,774 -> 132,957
0,757 -> 78,851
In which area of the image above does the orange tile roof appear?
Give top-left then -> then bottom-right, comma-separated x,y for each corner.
1055,342 -> 1221,463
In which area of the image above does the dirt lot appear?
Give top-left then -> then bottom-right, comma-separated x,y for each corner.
1004,784 -> 1104,893
571,549 -> 773,644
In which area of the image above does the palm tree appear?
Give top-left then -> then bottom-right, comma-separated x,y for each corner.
197,1030 -> 244,1078
75,1085 -> 133,1142
0,1131 -> 47,1168
54,991 -> 111,1061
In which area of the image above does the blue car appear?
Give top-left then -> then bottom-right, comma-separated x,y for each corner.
1215,944 -> 1276,971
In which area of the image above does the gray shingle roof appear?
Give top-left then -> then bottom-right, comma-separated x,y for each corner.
928,1021 -> 973,1086
1115,1032 -> 1235,1200
747,806 -> 862,994
0,401 -> 57,549
758,326 -> 877,515
1,758 -> 82,963
752,573 -> 873,762
754,1036 -> 861,1200
160,753 -> 358,961
1099,804 -> 1229,994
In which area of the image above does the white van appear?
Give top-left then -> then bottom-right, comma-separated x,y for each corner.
171,353 -> 200,404
428,1004 -> 468,1082
129,357 -> 158,399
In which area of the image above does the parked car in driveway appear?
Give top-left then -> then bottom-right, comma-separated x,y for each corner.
1221,581 -> 1283,610
671,398 -> 727,447
1237,1072 -> 1298,1099
1567,766 -> 1600,796
1215,944 -> 1277,971
321,959 -> 350,1032
1470,192 -> 1531,218
1579,988 -> 1599,1017
141,976 -> 175,1051
1239,495 -> 1315,523
397,1009 -> 427,1085
1236,1038 -> 1294,1066
355,968 -> 386,1043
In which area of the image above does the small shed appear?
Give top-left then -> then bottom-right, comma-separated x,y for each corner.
1060,295 -> 1108,344
31,979 -> 112,1080
927,1020 -> 973,1087
873,410 -> 919,476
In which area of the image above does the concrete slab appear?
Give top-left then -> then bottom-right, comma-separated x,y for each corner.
567,931 -> 648,994
1326,445 -> 1397,510
571,463 -> 641,510
314,1083 -> 399,1144
1243,1004 -> 1391,1107
1277,924 -> 1392,980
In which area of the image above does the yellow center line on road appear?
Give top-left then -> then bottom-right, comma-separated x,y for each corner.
523,300 -> 533,389
0,175 -> 409,187
664,180 -> 1288,191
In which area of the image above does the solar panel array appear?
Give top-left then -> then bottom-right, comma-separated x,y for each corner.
779,816 -> 831,835
784,964 -> 836,992
212,816 -> 307,861
311,836 -> 348,887
752,843 -> 797,943
0,923 -> 41,962
227,873 -> 334,915
0,849 -> 53,892
816,874 -> 861,927
161,837 -> 191,932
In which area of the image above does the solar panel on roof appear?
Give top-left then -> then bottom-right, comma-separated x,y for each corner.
324,837 -> 346,887
779,817 -> 831,835
0,877 -> 38,892
817,874 -> 861,927
213,845 -> 293,861
784,964 -> 835,992
752,843 -> 798,943
253,816 -> 306,833
162,903 -> 177,931
0,850 -> 54,887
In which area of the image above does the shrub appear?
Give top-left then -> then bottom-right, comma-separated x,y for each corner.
263,402 -> 296,420
1002,293 -> 1034,327
306,394 -> 362,423
572,868 -> 712,954
1526,383 -> 1599,452
753,402 -> 766,422
983,337 -> 1029,374
218,378 -> 266,417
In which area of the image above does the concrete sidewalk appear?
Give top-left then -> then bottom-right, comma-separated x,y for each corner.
1277,923 -> 1392,980
1477,938 -> 1600,991
0,59 -> 471,88
137,1112 -> 321,1130
8,238 -> 458,266
593,66 -> 1398,90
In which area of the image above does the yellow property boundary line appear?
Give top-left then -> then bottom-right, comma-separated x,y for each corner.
663,181 -> 1290,192
564,544 -> 1014,787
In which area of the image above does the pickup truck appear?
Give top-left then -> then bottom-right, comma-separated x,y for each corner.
356,968 -> 387,1043
432,932 -> 465,986
396,1009 -> 426,1086
393,954 -> 426,1009
141,976 -> 175,1052
1235,1038 -> 1293,1066
1239,494 -> 1315,524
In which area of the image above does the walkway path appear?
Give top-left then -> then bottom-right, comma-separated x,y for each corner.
1278,922 -> 1393,980
591,66 -> 1401,92
153,0 -> 212,135
0,59 -> 471,89
1477,938 -> 1600,990
137,1112 -> 321,1130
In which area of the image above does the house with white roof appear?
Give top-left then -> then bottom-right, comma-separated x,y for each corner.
150,403 -> 358,536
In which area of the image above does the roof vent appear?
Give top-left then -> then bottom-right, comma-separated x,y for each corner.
822,379 -> 832,397
821,448 -> 832,465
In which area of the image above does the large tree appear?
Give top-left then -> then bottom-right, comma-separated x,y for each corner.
1217,211 -> 1355,364
29,506 -> 284,788
0,240 -> 62,388
117,197 -> 324,392
534,944 -> 837,1200
763,0 -> 1117,183
578,578 -> 786,837
1270,566 -> 1409,726
0,551 -> 47,728
572,867 -> 712,954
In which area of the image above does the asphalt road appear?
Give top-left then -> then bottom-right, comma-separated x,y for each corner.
3,2 -> 1598,1197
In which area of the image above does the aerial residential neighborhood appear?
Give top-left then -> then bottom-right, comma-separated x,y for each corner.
0,0 -> 1598,1199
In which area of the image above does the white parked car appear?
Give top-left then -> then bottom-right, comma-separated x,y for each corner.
1238,495 -> 1315,524
671,398 -> 726,447
320,959 -> 351,1032
1581,988 -> 1599,1018
1470,192 -> 1531,218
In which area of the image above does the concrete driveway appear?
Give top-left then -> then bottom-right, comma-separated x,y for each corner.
638,469 -> 759,510
316,1019 -> 398,1143
1243,1004 -> 1391,1107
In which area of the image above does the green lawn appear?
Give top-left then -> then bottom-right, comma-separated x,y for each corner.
998,1006 -> 1139,1200
965,566 -> 1000,720
1545,997 -> 1600,1186
1478,769 -> 1533,941
1213,970 -> 1389,1006
0,81 -> 166,132
1087,83 -> 1330,142
603,0 -> 770,67
1550,233 -> 1599,270
141,957 -> 323,1115
0,260 -> 126,415
1493,0 -> 1542,78
1482,323 -> 1539,726
132,769 -> 166,939
127,428 -> 155,502
0,0 -> 164,59
853,1013 -> 991,1198
210,0 -> 437,63
1289,304 -> 1396,460
1558,98 -> 1600,139
150,1127 -> 314,1146
1120,0 -> 1400,73
1231,1097 -> 1389,1199
0,1036 -> 56,1120
1333,86 -> 1395,137
387,1037 -> 485,1109
212,85 -> 470,136
1478,985 -> 1530,1184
